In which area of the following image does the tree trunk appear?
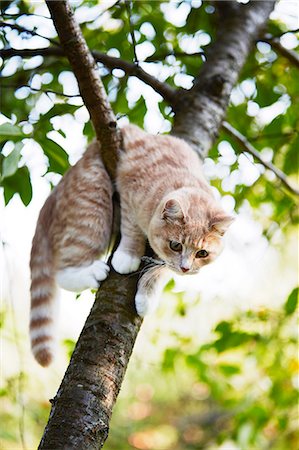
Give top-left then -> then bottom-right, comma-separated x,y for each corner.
172,1 -> 275,159
39,1 -> 275,448
39,265 -> 142,449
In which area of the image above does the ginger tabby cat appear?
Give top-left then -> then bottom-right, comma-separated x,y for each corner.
30,124 -> 233,366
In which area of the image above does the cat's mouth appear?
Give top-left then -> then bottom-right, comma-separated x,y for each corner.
166,263 -> 197,275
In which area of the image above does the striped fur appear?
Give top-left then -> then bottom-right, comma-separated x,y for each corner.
30,124 -> 234,364
30,140 -> 113,366
112,125 -> 234,315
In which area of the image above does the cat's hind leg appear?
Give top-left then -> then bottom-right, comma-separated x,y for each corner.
56,260 -> 110,292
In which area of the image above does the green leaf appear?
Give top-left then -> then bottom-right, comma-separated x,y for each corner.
42,104 -> 79,122
1,142 -> 23,180
63,338 -> 76,360
162,348 -> 179,372
284,287 -> 298,316
83,121 -> 94,141
213,321 -> 258,352
218,364 -> 241,376
0,123 -> 24,142
1,165 -> 32,206
43,139 -> 70,175
127,96 -> 147,128
164,278 -> 175,292
215,321 -> 232,335
255,84 -> 280,108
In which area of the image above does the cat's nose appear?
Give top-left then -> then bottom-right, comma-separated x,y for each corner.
181,266 -> 190,273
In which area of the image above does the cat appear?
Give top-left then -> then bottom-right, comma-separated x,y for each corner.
111,125 -> 234,315
30,124 -> 233,367
30,140 -> 113,366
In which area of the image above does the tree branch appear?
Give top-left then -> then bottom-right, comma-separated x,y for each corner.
171,1 -> 276,160
38,1 -> 141,448
91,50 -> 177,104
0,47 -> 177,106
39,267 -> 142,449
0,20 -> 60,47
45,1 -> 122,179
261,37 -> 299,69
2,83 -> 81,98
222,121 -> 299,196
144,50 -> 206,62
124,0 -> 139,65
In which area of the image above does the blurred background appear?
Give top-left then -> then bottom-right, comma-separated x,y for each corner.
0,1 -> 298,449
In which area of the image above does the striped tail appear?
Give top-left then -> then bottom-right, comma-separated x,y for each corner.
30,218 -> 57,367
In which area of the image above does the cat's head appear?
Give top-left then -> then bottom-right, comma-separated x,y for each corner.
148,188 -> 234,275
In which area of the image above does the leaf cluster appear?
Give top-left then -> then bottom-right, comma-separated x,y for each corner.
1,0 -> 298,237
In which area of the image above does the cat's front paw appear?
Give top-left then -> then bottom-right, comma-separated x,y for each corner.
135,292 -> 160,317
112,249 -> 141,274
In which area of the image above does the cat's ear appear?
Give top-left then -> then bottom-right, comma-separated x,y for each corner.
210,214 -> 234,236
162,199 -> 184,222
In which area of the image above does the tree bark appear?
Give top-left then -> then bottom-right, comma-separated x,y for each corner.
172,0 -> 275,160
39,266 -> 142,449
39,1 -> 142,448
45,0 -> 121,179
39,1 -> 275,448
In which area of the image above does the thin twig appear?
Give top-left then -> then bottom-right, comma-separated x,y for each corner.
0,46 -> 177,106
124,0 -> 139,65
29,86 -> 80,97
266,28 -> 299,40
3,83 -> 81,98
145,51 -> 206,63
1,12 -> 53,20
250,131 -> 296,141
0,20 -> 60,47
261,37 -> 299,69
222,121 -> 299,196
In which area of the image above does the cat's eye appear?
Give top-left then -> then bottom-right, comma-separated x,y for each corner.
169,241 -> 182,252
196,249 -> 209,258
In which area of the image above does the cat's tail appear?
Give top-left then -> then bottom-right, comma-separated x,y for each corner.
29,200 -> 58,367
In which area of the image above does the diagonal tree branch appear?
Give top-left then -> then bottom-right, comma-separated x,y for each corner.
90,50 -> 177,104
0,46 -> 177,106
2,83 -> 81,98
0,20 -> 60,47
261,37 -> 299,69
171,1 -> 276,161
38,1 -> 141,448
222,121 -> 299,196
43,1 -> 121,179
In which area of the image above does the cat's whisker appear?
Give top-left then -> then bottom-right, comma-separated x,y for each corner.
141,256 -> 164,266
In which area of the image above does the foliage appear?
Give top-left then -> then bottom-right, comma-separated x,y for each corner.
1,0 -> 298,230
1,287 -> 297,450
0,0 -> 298,449
104,288 -> 299,450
